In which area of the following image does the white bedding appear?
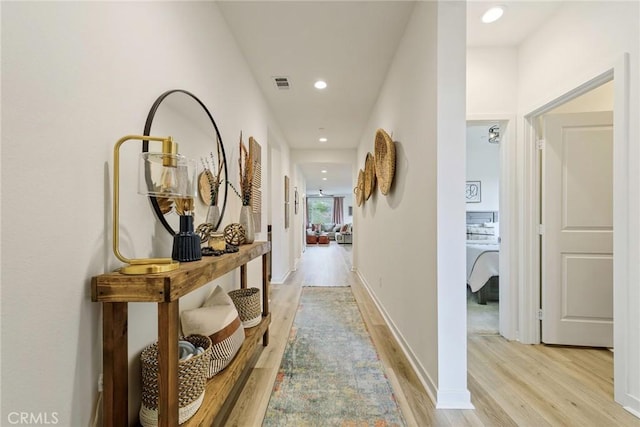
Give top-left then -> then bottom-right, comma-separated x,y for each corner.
466,242 -> 499,292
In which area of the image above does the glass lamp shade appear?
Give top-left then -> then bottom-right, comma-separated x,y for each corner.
138,152 -> 197,198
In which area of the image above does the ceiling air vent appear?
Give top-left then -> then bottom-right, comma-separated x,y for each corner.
273,76 -> 291,90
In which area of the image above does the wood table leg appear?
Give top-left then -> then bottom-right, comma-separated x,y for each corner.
103,302 -> 128,427
158,301 -> 179,427
240,264 -> 247,289
262,253 -> 270,346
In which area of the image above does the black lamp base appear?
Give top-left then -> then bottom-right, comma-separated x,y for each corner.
172,215 -> 202,262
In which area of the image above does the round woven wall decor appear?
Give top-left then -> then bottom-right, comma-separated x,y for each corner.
364,152 -> 376,200
198,171 -> 213,206
223,223 -> 246,246
374,128 -> 396,195
355,169 -> 364,207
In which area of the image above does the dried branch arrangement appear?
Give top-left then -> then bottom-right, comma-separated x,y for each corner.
201,135 -> 224,206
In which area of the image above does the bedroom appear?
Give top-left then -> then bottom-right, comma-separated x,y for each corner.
466,122 -> 501,335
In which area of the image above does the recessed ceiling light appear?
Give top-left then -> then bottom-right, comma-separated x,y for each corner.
319,137 -> 328,142
322,177 -> 327,181
321,170 -> 327,173
314,80 -> 327,90
482,6 -> 505,24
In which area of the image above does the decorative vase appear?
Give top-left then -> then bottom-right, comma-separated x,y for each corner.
172,215 -> 202,262
205,204 -> 221,231
239,205 -> 255,244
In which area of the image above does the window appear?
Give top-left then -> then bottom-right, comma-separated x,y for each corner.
308,197 -> 333,224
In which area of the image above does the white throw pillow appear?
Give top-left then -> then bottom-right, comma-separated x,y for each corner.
180,286 -> 245,378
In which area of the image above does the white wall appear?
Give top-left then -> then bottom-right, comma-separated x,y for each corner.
549,80 -> 614,114
355,1 -> 469,407
1,2 -> 289,424
342,193 -> 354,225
467,47 -> 518,116
269,131 -> 292,284
290,164 -> 306,269
355,0 -> 438,393
466,125 -> 500,212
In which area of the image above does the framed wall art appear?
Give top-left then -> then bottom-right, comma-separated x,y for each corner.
250,137 -> 262,232
285,202 -> 290,229
284,175 -> 290,203
466,181 -> 481,203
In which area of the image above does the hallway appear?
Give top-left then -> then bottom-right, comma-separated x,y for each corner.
292,241 -> 355,286
223,242 -> 638,426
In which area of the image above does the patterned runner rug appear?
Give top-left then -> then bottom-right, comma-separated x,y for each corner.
263,286 -> 406,426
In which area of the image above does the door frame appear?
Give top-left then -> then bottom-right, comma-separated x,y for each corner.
466,115 -> 518,340
520,54 -> 632,409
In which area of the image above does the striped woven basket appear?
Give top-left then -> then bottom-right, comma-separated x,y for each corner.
208,316 -> 245,377
139,334 -> 211,426
228,288 -> 262,328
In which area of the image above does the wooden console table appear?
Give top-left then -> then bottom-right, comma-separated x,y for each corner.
91,241 -> 271,427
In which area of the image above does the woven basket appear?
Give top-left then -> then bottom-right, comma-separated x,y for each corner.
374,128 -> 396,195
364,152 -> 376,200
139,334 -> 211,426
228,288 -> 261,328
355,169 -> 364,207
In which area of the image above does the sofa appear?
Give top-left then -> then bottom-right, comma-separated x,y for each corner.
306,223 -> 353,244
307,223 -> 342,240
335,223 -> 353,244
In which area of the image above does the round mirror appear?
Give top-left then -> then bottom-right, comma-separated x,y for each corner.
143,89 -> 228,235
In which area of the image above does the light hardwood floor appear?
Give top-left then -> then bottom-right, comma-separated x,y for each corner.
222,242 -> 638,426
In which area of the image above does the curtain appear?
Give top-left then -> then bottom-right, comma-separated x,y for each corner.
333,197 -> 344,224
305,197 -> 309,227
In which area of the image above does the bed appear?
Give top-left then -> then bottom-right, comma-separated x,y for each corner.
466,211 -> 499,304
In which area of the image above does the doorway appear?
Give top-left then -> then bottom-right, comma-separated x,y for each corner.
465,122 -> 501,335
466,116 -> 517,340
530,80 -> 614,348
521,57 -> 635,411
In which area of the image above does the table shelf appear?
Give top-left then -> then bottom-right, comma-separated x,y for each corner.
91,241 -> 271,427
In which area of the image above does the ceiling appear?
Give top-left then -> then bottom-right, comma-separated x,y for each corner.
297,161 -> 355,197
218,1 -> 565,196
467,1 -> 564,47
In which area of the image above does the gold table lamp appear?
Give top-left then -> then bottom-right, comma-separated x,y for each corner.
113,134 -> 193,274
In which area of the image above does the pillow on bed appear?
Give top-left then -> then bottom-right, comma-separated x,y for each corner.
466,225 -> 495,236
486,222 -> 499,236
467,236 -> 499,243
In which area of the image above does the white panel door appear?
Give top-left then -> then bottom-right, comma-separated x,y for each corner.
542,111 -> 613,347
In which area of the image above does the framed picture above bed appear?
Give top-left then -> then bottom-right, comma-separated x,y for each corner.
466,181 -> 481,203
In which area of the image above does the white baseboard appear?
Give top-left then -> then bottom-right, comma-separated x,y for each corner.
355,270 -> 438,404
624,406 -> 640,419
271,269 -> 291,285
436,390 -> 474,409
623,394 -> 640,419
